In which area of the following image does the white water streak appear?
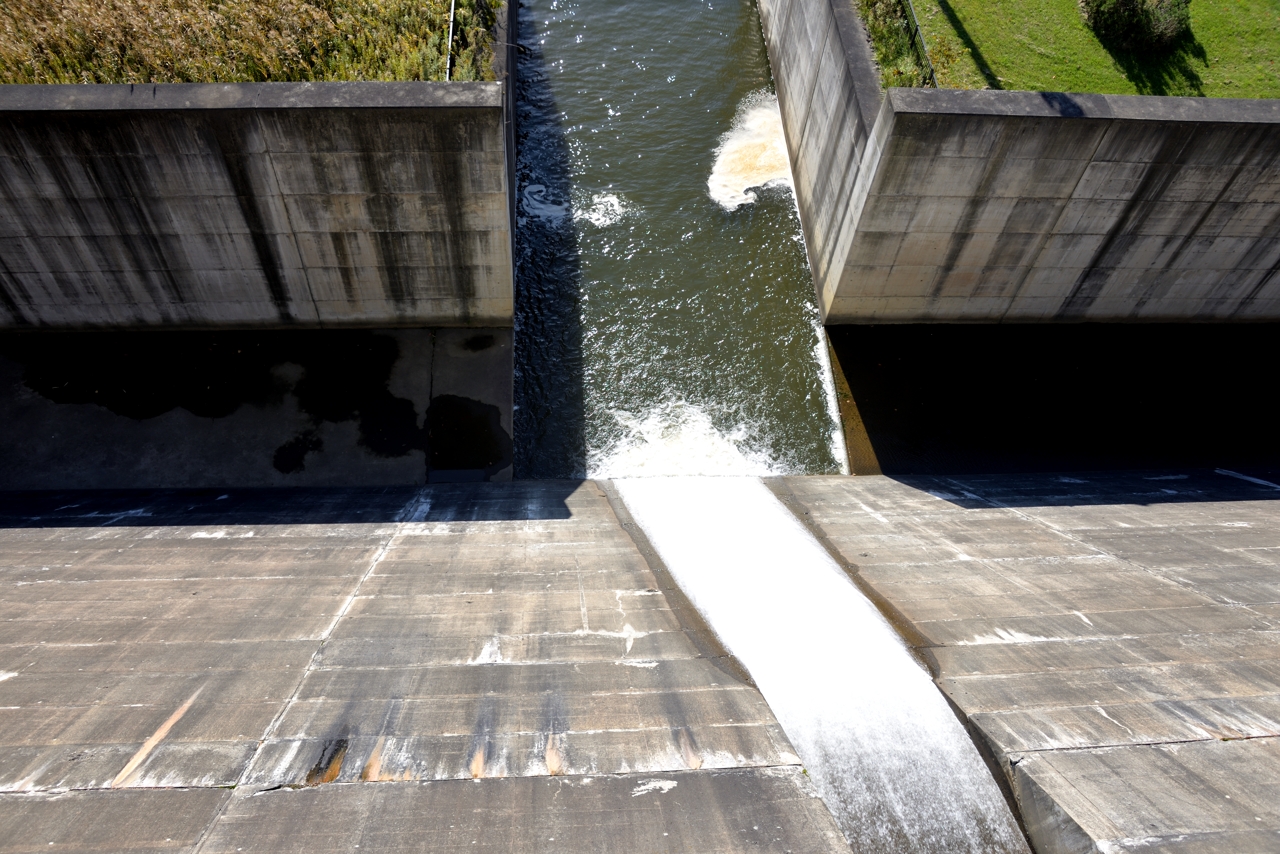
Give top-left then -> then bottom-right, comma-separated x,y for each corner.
615,477 -> 1028,853
812,320 -> 850,475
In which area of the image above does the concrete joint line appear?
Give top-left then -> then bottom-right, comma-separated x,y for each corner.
934,474 -> 1229,610
258,118 -> 325,326
190,488 -> 428,854
998,120 -> 1111,322
1010,732 -> 1280,759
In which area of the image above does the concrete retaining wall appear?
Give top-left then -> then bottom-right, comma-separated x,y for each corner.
0,81 -> 513,328
756,0 -> 882,299
762,0 -> 1280,322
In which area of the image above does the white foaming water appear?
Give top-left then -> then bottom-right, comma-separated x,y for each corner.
588,402 -> 783,478
813,318 -> 851,475
575,192 -> 630,227
615,477 -> 1030,854
708,91 -> 793,211
521,183 -> 571,224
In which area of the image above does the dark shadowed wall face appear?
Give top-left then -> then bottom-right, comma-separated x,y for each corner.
0,327 -> 512,488
0,83 -> 512,329
828,323 -> 1280,475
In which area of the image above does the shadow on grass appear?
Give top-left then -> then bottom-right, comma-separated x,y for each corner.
1098,27 -> 1208,95
933,0 -> 1001,89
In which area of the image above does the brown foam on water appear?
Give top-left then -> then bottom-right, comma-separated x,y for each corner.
708,91 -> 792,211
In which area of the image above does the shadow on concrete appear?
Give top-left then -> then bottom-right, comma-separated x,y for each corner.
827,324 -> 1280,479
512,1 -> 587,479
1096,27 -> 1208,96
0,327 -> 513,489
893,468 -> 1280,509
0,481 -> 584,528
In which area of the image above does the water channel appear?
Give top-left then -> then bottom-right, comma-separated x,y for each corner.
513,0 -> 846,478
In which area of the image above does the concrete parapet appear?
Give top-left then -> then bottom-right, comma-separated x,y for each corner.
0,81 -> 513,329
763,0 -> 1280,322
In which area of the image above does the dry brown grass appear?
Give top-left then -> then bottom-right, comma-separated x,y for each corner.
0,0 -> 498,84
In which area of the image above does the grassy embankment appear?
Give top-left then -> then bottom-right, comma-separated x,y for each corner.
859,0 -> 1280,97
0,0 -> 498,83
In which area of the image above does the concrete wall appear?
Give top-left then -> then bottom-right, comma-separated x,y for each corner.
0,82 -> 513,328
762,0 -> 1280,322
835,90 -> 1280,322
0,326 -> 513,488
755,0 -> 882,299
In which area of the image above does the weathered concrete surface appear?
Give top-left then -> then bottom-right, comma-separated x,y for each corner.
0,82 -> 512,329
0,482 -> 846,852
762,0 -> 1280,323
828,91 -> 1280,322
776,470 -> 1280,853
0,327 -> 512,488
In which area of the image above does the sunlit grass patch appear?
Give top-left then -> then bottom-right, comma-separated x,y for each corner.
911,0 -> 1280,97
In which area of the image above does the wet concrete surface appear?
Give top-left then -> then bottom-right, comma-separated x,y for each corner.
0,481 -> 845,853
780,469 -> 1280,854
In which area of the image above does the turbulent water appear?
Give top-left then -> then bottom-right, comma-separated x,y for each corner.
513,0 -> 845,478
616,477 -> 1032,853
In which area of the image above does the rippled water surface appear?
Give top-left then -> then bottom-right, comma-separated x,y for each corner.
514,0 -> 844,478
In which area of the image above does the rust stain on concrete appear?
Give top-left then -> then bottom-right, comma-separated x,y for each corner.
306,738 -> 349,786
111,684 -> 204,788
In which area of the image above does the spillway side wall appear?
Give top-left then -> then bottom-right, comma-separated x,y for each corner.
756,0 -> 883,315
834,89 -> 1280,322
0,82 -> 513,330
765,0 -> 1280,323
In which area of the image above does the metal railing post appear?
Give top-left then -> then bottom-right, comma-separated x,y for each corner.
445,0 -> 458,81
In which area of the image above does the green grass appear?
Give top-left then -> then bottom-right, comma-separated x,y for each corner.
858,0 -> 934,88
913,0 -> 1280,97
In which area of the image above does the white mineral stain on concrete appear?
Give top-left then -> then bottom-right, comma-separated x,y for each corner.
616,476 -> 1029,853
631,779 -> 678,796
959,629 -> 1060,645
469,638 -> 504,664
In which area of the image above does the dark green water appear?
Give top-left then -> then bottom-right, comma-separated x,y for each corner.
513,0 -> 844,478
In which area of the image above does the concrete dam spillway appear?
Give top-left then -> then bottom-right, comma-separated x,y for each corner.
3,0 -> 1280,852
514,0 -> 1026,849
615,477 -> 1029,853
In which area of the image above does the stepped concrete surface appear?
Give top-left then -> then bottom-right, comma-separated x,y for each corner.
0,482 -> 846,853
774,471 -> 1280,854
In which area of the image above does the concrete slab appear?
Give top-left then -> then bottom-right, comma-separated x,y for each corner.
201,769 -> 847,854
0,481 -> 844,851
777,471 -> 1280,853
0,788 -> 229,853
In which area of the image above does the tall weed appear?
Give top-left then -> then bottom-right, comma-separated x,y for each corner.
857,0 -> 931,88
0,0 -> 498,83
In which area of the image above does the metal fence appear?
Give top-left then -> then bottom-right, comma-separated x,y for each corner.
899,0 -> 938,88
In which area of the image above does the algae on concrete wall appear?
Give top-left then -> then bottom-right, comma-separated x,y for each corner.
0,0 -> 498,84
